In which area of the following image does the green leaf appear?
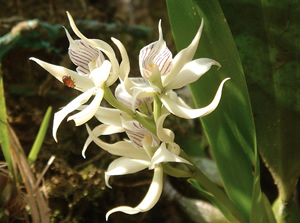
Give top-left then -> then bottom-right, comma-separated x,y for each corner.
188,179 -> 240,223
0,63 -> 14,181
167,0 -> 274,221
219,0 -> 300,221
250,148 -> 276,223
28,106 -> 52,164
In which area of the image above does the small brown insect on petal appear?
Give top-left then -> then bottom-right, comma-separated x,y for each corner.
62,76 -> 75,88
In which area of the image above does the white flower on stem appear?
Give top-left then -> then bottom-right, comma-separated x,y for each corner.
115,19 -> 229,119
30,12 -> 122,141
115,78 -> 153,115
83,112 -> 191,219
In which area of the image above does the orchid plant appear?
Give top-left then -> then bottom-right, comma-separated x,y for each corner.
30,12 -> 240,221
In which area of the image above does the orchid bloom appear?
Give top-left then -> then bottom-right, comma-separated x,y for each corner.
83,111 -> 191,220
115,78 -> 153,115
114,19 -> 229,119
30,12 -> 122,141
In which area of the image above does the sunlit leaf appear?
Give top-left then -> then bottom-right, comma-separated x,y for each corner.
167,0 -> 272,221
219,0 -> 300,221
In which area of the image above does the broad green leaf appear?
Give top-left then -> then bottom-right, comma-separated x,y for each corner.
167,0 -> 272,221
219,0 -> 300,221
250,148 -> 276,223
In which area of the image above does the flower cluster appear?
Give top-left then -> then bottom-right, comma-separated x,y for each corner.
30,12 -> 229,220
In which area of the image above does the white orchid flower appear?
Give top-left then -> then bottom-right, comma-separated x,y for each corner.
30,13 -> 122,141
115,78 -> 153,115
83,112 -> 191,219
114,19 -> 229,119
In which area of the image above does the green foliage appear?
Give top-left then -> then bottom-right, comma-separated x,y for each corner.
219,0 -> 300,221
0,63 -> 14,181
28,106 -> 52,164
166,0 -> 300,222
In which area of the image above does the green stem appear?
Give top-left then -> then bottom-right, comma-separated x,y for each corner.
153,95 -> 162,123
162,163 -> 193,178
179,151 -> 247,223
103,86 -> 134,116
135,112 -> 156,135
191,166 -> 247,223
103,86 -> 156,135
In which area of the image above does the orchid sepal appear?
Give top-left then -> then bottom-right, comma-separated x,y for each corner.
106,165 -> 163,220
160,78 -> 230,119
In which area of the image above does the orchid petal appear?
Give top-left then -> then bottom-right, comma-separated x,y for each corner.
165,58 -> 221,91
67,88 -> 103,126
29,57 -> 94,92
121,116 -> 160,149
64,27 -> 104,75
115,82 -> 153,111
82,124 -> 124,158
150,143 -> 191,169
106,165 -> 163,219
111,37 -> 130,81
85,125 -> 149,160
162,19 -> 204,86
89,60 -> 111,87
131,85 -> 159,98
66,11 -> 119,86
168,90 -> 193,109
115,82 -> 137,110
139,20 -> 172,78
78,105 -> 125,127
94,107 -> 125,126
160,78 -> 230,119
166,142 -> 181,156
105,157 -> 149,188
52,88 -> 94,141
156,113 -> 175,143
131,86 -> 156,111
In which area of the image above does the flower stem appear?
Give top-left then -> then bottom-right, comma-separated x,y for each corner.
153,95 -> 161,123
179,151 -> 247,223
103,86 -> 134,116
135,112 -> 156,135
191,166 -> 247,223
103,86 -> 156,135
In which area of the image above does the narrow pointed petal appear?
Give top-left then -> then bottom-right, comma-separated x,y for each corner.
156,113 -> 175,143
106,165 -> 163,220
165,58 -> 221,91
168,90 -> 193,109
78,105 -> 125,127
82,124 -> 124,158
111,37 -> 130,82
94,106 -> 125,126
67,88 -> 103,126
105,157 -> 149,188
30,57 -> 94,92
85,125 -> 149,160
66,12 -> 119,85
52,88 -> 94,141
160,78 -> 230,119
162,19 -> 204,86
150,143 -> 191,169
